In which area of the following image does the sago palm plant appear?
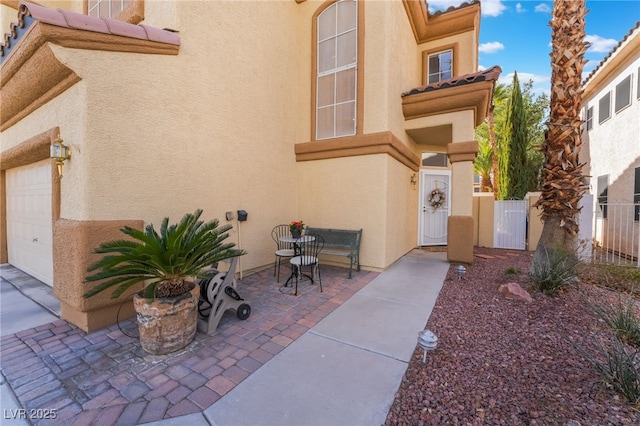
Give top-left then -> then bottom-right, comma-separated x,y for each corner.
84,209 -> 245,300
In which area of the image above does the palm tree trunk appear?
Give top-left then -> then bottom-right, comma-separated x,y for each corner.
534,0 -> 589,264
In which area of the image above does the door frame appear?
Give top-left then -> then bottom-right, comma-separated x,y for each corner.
418,169 -> 451,246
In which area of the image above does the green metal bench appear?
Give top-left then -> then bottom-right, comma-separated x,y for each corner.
305,228 -> 362,278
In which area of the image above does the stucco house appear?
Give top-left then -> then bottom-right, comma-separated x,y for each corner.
581,21 -> 640,260
1,0 -> 499,331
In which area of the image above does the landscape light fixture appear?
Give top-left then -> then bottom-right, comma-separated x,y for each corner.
417,329 -> 438,364
456,265 -> 466,280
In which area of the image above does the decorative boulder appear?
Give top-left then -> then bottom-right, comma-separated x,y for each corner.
498,282 -> 533,303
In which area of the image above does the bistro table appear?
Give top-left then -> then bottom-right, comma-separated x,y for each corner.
278,234 -> 315,288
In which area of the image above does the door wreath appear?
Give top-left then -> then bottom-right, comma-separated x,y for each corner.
429,188 -> 446,210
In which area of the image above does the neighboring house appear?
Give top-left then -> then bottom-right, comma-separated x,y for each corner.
0,0 -> 499,331
581,21 -> 640,260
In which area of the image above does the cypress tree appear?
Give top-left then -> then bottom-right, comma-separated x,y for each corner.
499,71 -> 529,200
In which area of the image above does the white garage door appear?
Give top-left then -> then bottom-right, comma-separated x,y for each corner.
6,160 -> 54,286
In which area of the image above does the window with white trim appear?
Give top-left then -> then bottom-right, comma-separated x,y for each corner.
615,75 -> 632,113
87,0 -> 143,24
316,0 -> 357,140
585,106 -> 593,131
88,0 -> 131,18
597,174 -> 609,219
598,92 -> 611,124
427,50 -> 453,84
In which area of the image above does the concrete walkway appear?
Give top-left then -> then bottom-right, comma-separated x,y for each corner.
202,249 -> 448,426
0,249 -> 449,425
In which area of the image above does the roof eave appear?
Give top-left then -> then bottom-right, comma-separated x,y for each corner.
403,0 -> 480,44
402,79 -> 495,127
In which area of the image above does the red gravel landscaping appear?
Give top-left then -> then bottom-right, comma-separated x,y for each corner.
385,247 -> 640,426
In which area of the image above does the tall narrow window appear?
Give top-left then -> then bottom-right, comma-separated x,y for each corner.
427,50 -> 453,84
316,0 -> 357,140
598,92 -> 611,124
615,75 -> 632,113
585,106 -> 593,131
634,167 -> 640,222
597,174 -> 609,219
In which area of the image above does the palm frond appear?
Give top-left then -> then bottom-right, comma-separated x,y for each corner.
83,210 -> 245,300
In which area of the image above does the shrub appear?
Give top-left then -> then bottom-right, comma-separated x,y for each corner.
590,294 -> 640,348
575,338 -> 640,405
530,247 -> 580,296
505,267 -> 522,275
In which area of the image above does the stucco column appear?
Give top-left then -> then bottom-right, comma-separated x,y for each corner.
447,140 -> 478,264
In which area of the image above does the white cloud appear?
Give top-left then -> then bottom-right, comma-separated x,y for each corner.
534,3 -> 552,13
499,71 -> 549,86
479,41 -> 505,54
585,34 -> 618,53
516,3 -> 526,13
481,0 -> 507,17
498,71 -> 551,97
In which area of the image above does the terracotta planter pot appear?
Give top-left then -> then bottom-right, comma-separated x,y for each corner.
133,282 -> 200,355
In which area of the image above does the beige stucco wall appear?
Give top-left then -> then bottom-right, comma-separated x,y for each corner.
297,154 -> 417,270
2,0 -> 424,275
419,31 -> 477,76
13,1 -> 304,274
293,0 -> 423,266
471,192 -> 544,251
473,192 -> 493,247
360,0 -> 421,146
2,0 -> 484,282
526,192 -> 543,252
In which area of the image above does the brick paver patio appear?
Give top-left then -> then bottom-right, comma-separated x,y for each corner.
1,265 -> 378,425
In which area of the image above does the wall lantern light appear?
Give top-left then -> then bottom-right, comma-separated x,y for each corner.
50,136 -> 71,177
410,173 -> 418,186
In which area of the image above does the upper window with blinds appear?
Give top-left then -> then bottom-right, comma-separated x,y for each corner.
427,50 -> 453,84
615,74 -> 632,113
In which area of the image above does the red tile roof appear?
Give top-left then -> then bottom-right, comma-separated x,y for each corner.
429,0 -> 480,17
402,65 -> 502,97
2,1 -> 180,60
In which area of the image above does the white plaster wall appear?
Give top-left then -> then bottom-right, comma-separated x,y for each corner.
583,55 -> 640,203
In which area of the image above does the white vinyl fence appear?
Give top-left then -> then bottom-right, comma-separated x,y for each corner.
494,200 -> 528,250
584,199 -> 640,267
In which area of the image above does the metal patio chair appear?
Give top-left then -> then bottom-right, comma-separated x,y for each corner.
272,224 -> 295,282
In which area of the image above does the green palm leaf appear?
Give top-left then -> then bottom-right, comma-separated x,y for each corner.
84,210 -> 246,300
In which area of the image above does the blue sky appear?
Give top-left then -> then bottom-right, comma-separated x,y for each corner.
428,0 -> 640,96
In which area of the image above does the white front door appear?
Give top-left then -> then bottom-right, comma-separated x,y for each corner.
6,160 -> 54,286
419,170 -> 450,246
